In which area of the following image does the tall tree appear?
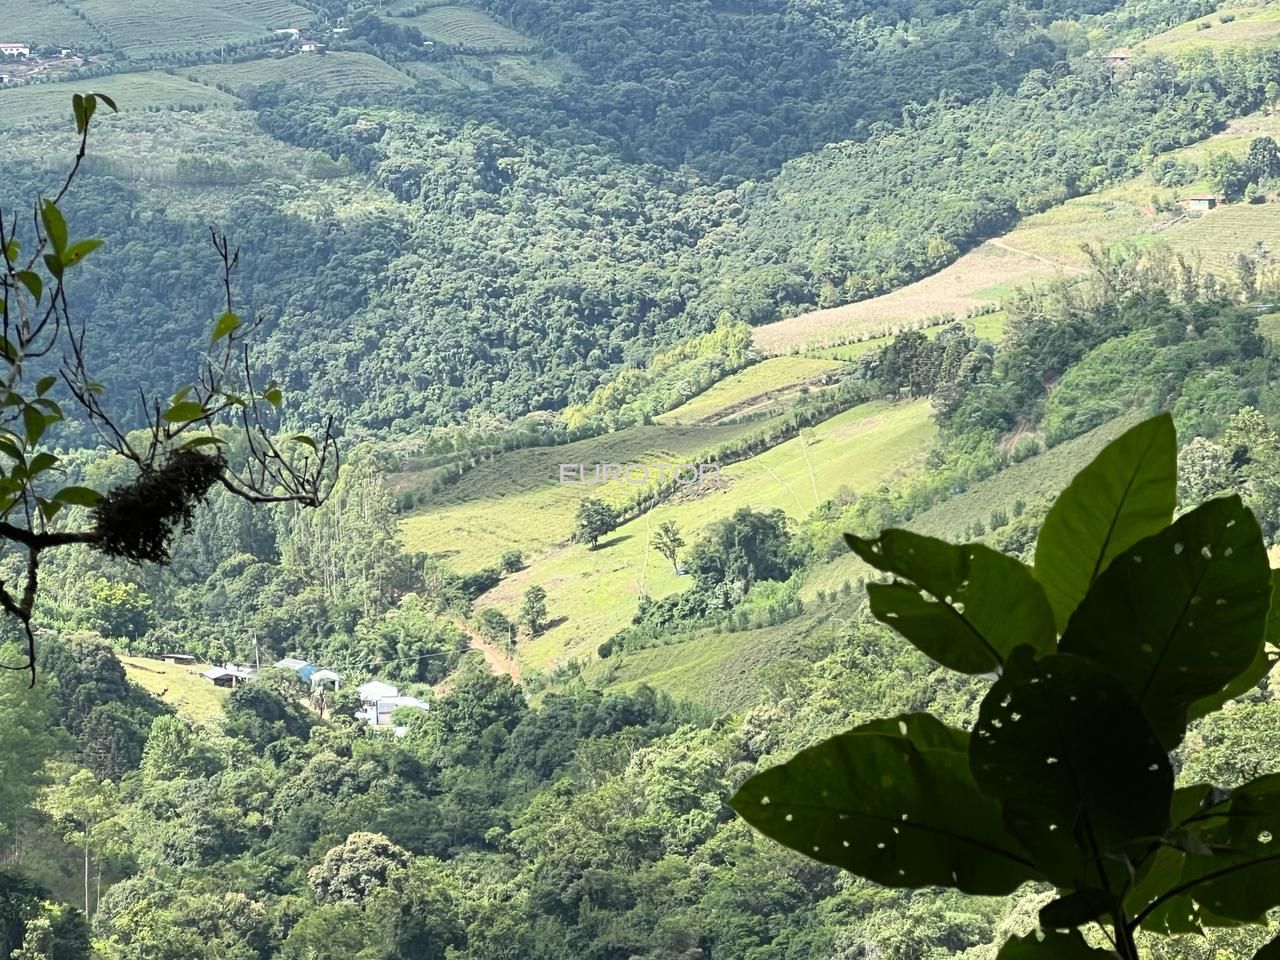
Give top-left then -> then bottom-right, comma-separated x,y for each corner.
651,520 -> 685,573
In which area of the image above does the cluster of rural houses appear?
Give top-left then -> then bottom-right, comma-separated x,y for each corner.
159,652 -> 429,729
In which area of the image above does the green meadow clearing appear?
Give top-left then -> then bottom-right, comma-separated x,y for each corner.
122,656 -> 228,723
478,399 -> 935,670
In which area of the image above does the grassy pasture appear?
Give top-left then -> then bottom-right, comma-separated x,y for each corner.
189,52 -> 413,97
122,656 -> 228,723
478,400 -> 935,670
72,0 -> 312,59
3,0 -> 101,47
0,72 -> 237,126
1141,5 -> 1280,54
392,5 -> 532,50
399,420 -> 762,572
656,356 -> 843,426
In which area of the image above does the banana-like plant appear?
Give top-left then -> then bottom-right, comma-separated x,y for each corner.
732,414 -> 1280,960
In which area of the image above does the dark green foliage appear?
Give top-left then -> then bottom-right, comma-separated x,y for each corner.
733,714 -> 1044,894
734,414 -> 1280,955
572,498 -> 618,548
845,529 -> 1056,675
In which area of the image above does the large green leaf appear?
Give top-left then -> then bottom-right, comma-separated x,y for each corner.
1138,774 -> 1280,934
997,929 -> 1118,960
1060,495 -> 1270,749
971,649 -> 1173,889
1034,413 -> 1176,631
844,529 -> 1055,674
731,714 -> 1042,894
1188,567 -> 1280,723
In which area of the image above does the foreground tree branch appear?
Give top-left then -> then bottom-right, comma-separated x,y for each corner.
0,93 -> 338,682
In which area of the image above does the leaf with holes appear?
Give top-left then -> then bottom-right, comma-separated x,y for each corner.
1138,774 -> 1280,933
844,529 -> 1055,674
1059,495 -> 1269,750
996,929 -> 1118,960
1188,568 -> 1280,723
731,713 -> 1043,894
971,649 -> 1173,889
1034,414 -> 1176,632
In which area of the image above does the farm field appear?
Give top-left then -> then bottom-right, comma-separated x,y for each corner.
122,656 -> 228,723
656,356 -> 843,426
806,311 -> 1009,362
0,72 -> 237,126
391,5 -> 532,50
1140,5 -> 1280,54
802,413 -> 1144,600
592,615 -> 816,713
72,0 -> 313,59
399,419 -> 761,571
1258,311 -> 1280,342
751,240 -> 1066,354
189,52 -> 413,97
3,0 -> 102,47
480,399 -> 935,671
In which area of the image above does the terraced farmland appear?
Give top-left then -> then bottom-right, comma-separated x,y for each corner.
190,52 -> 413,98
393,5 -> 532,50
478,399 -> 935,670
1164,203 -> 1280,270
0,72 -> 237,126
72,0 -> 312,59
3,0 -> 102,47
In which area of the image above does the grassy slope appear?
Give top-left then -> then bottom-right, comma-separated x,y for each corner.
122,656 -> 228,723
0,73 -> 238,125
188,52 -> 414,96
1139,5 -> 1280,54
400,420 -> 764,571
480,399 -> 935,671
4,1 -> 101,46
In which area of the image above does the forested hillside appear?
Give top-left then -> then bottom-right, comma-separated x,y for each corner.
3,0 -> 1280,958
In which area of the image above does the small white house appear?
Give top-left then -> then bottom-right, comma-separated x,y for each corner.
355,681 -> 430,727
299,40 -> 323,52
0,44 -> 31,57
